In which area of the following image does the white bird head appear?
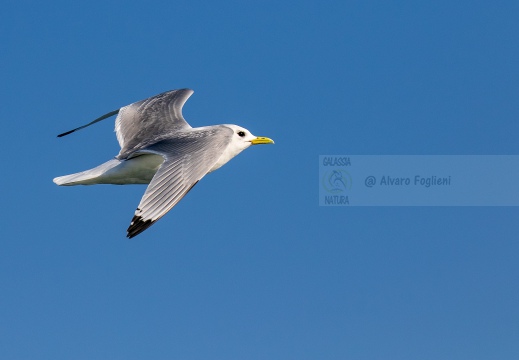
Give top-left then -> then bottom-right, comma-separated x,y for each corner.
206,124 -> 274,173
225,124 -> 275,151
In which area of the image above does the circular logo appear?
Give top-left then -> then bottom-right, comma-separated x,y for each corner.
322,169 -> 352,194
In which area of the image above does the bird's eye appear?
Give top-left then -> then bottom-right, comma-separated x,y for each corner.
237,131 -> 246,137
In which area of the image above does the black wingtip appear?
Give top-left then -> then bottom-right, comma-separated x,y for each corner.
126,214 -> 154,239
56,109 -> 120,138
57,129 -> 76,137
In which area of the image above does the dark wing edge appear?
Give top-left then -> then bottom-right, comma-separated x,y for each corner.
57,109 -> 120,137
127,181 -> 199,238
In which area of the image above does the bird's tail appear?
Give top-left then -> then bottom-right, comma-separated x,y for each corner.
53,159 -> 122,186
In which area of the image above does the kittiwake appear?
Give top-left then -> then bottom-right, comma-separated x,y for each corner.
53,89 -> 274,238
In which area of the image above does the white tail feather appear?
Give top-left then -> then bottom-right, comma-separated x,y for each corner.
53,154 -> 163,186
53,159 -> 122,186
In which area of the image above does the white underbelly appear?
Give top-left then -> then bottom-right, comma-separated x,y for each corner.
99,154 -> 164,184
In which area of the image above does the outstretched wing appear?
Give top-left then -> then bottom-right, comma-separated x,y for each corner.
116,89 -> 194,158
56,89 -> 193,140
126,126 -> 233,238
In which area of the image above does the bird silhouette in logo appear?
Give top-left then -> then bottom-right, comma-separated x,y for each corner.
327,170 -> 348,192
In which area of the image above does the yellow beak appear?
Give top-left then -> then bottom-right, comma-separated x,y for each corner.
250,136 -> 275,145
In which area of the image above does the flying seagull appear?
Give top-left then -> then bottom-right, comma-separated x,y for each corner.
53,89 -> 274,238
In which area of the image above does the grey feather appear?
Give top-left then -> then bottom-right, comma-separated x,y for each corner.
116,89 -> 194,159
126,126 -> 233,238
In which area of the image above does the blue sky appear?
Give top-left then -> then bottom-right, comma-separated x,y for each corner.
1,1 -> 519,359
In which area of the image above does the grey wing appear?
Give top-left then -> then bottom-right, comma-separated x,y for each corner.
126,126 -> 233,238
116,89 -> 194,158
